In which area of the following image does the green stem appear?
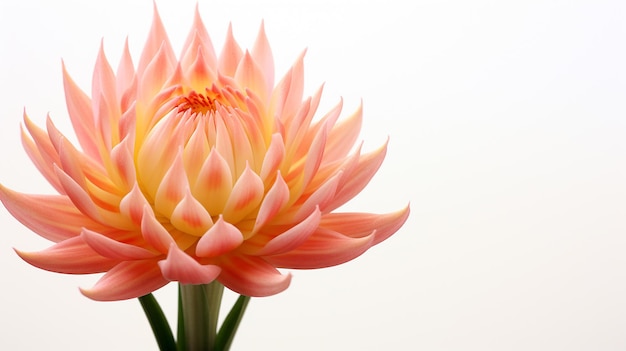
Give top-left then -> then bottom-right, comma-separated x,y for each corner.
179,282 -> 224,351
215,295 -> 251,351
138,293 -> 177,351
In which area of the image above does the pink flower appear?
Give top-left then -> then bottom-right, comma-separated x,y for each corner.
1,6 -> 409,301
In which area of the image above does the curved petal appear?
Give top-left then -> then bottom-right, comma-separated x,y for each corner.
196,216 -> 243,258
265,228 -> 375,269
15,236 -> 117,274
0,185 -> 104,242
218,23 -> 243,77
251,21 -> 274,98
158,244 -> 221,284
81,228 -> 155,260
218,255 -> 291,297
170,189 -> 214,236
320,206 -> 410,245
326,141 -> 388,212
222,165 -> 264,224
80,260 -> 168,301
140,206 -> 175,254
254,206 -> 321,256
253,172 -> 289,232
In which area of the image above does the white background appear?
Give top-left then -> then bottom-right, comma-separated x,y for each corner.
1,0 -> 626,350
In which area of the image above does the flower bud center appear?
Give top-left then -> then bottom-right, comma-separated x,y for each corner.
177,91 -> 217,114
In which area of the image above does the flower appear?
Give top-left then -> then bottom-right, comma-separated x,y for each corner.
1,5 -> 409,301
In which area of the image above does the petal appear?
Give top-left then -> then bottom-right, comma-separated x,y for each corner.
320,206 -> 410,245
81,228 -> 155,260
218,255 -> 291,297
137,4 -> 176,77
15,236 -> 117,274
222,164 -> 264,224
252,172 -> 290,232
259,133 -> 285,181
270,50 -> 305,123
326,141 -> 388,212
158,244 -> 221,284
141,206 -> 176,254
324,103 -> 362,162
181,5 -> 217,69
80,260 -> 168,301
251,21 -> 274,98
265,228 -> 375,269
196,216 -> 243,258
254,206 -> 321,256
116,38 -> 136,103
235,51 -> 268,102
62,62 -> 99,160
218,24 -> 243,77
192,148 -> 233,215
292,171 -> 341,222
170,189 -> 214,236
0,185 -> 104,242
154,150 -> 189,218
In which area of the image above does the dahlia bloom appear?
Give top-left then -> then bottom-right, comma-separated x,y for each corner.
1,7 -> 409,301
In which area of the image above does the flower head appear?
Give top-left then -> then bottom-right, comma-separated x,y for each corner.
1,6 -> 409,301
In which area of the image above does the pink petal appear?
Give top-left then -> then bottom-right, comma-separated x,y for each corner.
54,165 -> 103,223
185,47 -> 217,92
292,171 -> 341,222
251,21 -> 274,98
324,103 -> 363,162
62,62 -> 99,161
218,23 -> 243,77
0,185 -> 104,242
170,189 -> 214,236
192,148 -> 233,215
320,206 -> 410,245
326,141 -> 388,212
119,183 -> 150,226
154,150 -> 189,218
138,42 -> 175,107
265,228 -> 375,269
80,260 -> 168,301
158,244 -> 221,284
137,4 -> 176,77
116,38 -> 136,103
235,51 -> 268,102
110,137 -> 136,191
271,50 -> 305,123
81,228 -> 155,260
222,164 -> 264,224
255,206 -> 321,256
180,5 -> 217,69
218,255 -> 291,297
196,216 -> 243,258
15,236 -> 117,274
140,206 -> 175,254
253,172 -> 289,232
260,133 -> 286,181
21,113 -> 64,193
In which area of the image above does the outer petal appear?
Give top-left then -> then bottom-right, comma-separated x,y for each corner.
320,206 -> 410,245
254,207 -> 321,256
218,255 -> 291,297
81,228 -> 156,260
15,236 -> 117,274
0,185 -> 105,242
158,244 -> 221,284
81,260 -> 168,301
265,228 -> 375,269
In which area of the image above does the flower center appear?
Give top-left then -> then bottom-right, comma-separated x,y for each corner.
176,91 -> 217,114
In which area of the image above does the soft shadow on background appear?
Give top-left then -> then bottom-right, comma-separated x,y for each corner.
1,1 -> 625,350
